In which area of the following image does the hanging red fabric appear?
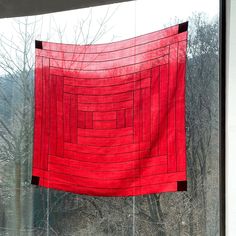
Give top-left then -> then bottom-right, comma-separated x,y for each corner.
32,22 -> 188,196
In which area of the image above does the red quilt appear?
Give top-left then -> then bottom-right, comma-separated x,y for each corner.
32,22 -> 188,196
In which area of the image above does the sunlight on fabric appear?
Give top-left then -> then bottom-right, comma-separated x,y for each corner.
0,0 -> 220,235
32,22 -> 188,196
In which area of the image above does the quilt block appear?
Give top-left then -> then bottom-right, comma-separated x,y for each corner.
32,22 -> 188,196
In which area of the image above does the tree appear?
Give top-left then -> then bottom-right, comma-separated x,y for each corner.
158,13 -> 219,236
185,13 -> 219,236
0,17 -> 36,236
0,7 -> 121,235
0,11 -> 220,236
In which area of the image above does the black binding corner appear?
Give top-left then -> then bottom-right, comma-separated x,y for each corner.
177,181 -> 187,191
178,22 -> 188,34
35,40 -> 43,49
31,176 -> 40,185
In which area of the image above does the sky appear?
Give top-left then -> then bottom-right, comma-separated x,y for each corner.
0,0 -> 219,43
37,0 -> 219,42
0,0 -> 219,75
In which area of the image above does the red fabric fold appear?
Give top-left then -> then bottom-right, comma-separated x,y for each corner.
32,23 -> 188,196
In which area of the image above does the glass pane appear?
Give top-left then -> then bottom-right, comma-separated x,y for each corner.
0,0 -> 220,235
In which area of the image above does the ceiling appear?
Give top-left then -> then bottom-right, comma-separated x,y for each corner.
0,0 -> 133,18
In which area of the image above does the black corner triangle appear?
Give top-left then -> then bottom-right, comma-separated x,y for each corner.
177,181 -> 187,191
178,22 -> 188,33
35,40 -> 43,49
31,176 -> 40,185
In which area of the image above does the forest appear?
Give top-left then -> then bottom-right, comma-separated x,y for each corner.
0,11 -> 219,236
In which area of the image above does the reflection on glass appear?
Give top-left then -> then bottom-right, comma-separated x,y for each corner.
0,0 -> 219,235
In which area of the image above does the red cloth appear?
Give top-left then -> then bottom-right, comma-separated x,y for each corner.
32,23 -> 188,196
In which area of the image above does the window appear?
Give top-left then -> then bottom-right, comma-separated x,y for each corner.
0,0 -> 222,235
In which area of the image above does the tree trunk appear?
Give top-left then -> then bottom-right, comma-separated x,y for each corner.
15,161 -> 21,236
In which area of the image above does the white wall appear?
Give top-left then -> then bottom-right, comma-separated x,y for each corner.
226,0 -> 236,235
